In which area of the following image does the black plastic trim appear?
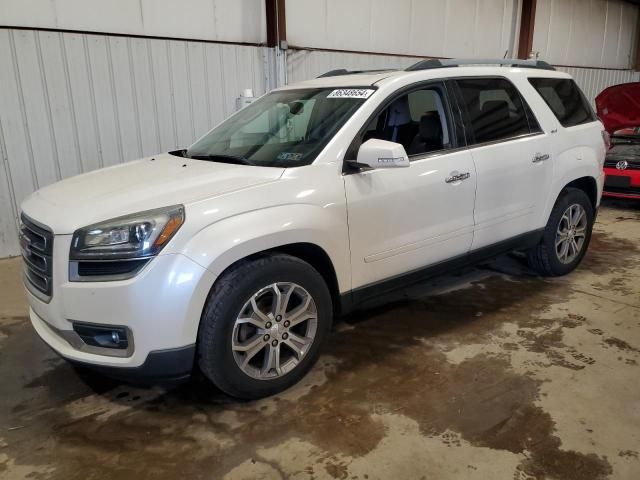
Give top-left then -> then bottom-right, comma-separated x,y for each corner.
339,229 -> 544,314
70,258 -> 151,282
64,344 -> 196,384
317,68 -> 394,78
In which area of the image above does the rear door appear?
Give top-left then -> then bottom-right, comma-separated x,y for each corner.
452,77 -> 553,250
529,77 -> 606,198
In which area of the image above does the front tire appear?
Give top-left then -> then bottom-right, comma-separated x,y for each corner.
527,187 -> 594,276
197,254 -> 332,399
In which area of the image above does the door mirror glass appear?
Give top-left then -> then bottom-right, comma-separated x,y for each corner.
355,139 -> 410,169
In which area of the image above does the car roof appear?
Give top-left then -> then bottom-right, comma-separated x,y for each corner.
277,65 -> 572,90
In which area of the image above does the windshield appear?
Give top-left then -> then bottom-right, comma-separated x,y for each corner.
185,88 -> 374,167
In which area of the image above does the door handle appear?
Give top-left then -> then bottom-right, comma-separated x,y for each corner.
445,172 -> 471,184
532,153 -> 550,163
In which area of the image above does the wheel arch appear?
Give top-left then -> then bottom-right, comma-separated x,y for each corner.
546,174 -> 600,224
182,204 -> 351,327
564,176 -> 598,211
219,242 -> 343,315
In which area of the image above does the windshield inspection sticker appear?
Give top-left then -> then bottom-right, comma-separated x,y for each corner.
327,89 -> 375,99
277,152 -> 303,162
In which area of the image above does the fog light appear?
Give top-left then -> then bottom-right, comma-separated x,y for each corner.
73,323 -> 129,350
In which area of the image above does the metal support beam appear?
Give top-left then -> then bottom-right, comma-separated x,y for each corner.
517,0 -> 537,60
264,0 -> 288,88
265,0 -> 286,48
634,13 -> 640,71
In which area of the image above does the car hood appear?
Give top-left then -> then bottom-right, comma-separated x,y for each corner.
595,82 -> 640,134
21,153 -> 284,234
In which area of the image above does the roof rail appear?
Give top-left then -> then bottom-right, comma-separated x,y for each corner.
317,68 -> 393,78
405,58 -> 556,71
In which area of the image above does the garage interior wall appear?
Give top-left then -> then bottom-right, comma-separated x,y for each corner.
0,0 -> 268,258
1,0 -> 639,258
532,0 -> 638,69
286,0 -> 640,97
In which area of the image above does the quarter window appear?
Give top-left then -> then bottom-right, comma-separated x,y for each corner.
455,78 -> 537,144
529,78 -> 596,128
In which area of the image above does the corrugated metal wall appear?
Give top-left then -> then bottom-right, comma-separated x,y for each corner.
2,0 -> 267,45
533,0 -> 639,69
0,28 -> 267,257
286,0 -> 519,59
286,49 -> 416,84
286,48 -> 640,106
555,66 -> 640,105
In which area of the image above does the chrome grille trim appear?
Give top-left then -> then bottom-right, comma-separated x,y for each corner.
20,214 -> 54,302
604,159 -> 640,169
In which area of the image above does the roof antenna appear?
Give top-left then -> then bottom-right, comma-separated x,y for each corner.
503,50 -> 509,59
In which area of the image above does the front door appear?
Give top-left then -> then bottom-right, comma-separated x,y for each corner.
344,83 -> 476,292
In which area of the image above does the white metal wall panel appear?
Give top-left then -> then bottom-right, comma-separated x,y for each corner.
286,48 -> 417,83
533,0 -> 639,69
0,29 -> 267,257
0,0 -> 267,44
556,66 -> 640,106
287,49 -> 640,104
286,0 -> 519,58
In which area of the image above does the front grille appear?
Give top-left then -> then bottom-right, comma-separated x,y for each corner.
20,215 -> 54,300
604,159 -> 640,169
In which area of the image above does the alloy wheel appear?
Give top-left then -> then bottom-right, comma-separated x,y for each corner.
555,203 -> 588,264
231,282 -> 318,380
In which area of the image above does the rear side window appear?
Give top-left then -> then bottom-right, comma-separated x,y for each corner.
529,78 -> 596,128
455,78 -> 539,144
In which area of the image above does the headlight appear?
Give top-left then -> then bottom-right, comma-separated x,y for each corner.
70,205 -> 185,260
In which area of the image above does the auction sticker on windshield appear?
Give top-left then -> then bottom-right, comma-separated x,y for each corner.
327,89 -> 375,99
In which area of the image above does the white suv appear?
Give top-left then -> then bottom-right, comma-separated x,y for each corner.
21,59 -> 606,399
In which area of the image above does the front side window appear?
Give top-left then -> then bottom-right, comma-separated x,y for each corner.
529,78 -> 596,128
455,78 -> 536,144
361,86 -> 453,157
186,88 -> 372,167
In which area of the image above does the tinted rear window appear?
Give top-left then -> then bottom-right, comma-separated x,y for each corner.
455,78 -> 539,145
529,78 -> 596,128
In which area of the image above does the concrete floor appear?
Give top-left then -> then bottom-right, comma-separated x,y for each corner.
1,199 -> 639,480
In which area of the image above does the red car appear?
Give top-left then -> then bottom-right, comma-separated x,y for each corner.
596,82 -> 640,199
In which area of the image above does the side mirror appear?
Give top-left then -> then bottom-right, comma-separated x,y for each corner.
353,139 -> 410,169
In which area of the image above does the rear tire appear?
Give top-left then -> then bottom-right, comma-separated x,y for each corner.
527,187 -> 594,276
197,254 -> 332,399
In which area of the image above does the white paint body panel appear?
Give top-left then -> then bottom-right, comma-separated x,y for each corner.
20,66 -> 604,369
345,150 -> 476,288
469,132 -> 554,250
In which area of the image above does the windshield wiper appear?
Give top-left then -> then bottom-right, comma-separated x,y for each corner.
187,153 -> 255,166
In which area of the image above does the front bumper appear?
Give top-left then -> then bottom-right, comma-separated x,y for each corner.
33,310 -> 196,382
603,167 -> 640,199
26,233 -> 215,377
